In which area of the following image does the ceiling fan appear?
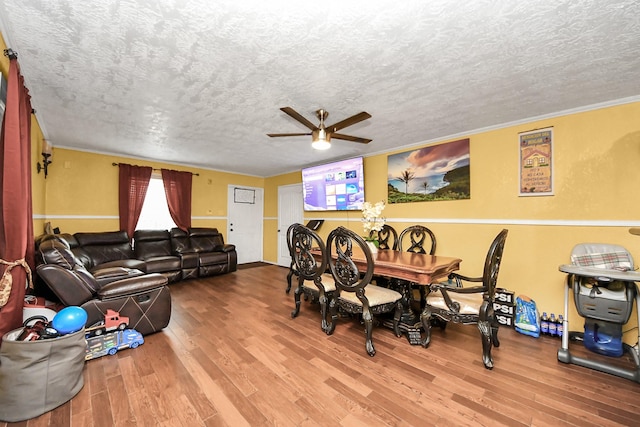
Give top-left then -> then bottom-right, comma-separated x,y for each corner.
267,107 -> 372,150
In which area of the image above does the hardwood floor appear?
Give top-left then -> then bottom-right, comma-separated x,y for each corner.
4,264 -> 640,426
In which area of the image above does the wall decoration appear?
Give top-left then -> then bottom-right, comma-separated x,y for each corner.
519,127 -> 553,196
387,138 -> 470,204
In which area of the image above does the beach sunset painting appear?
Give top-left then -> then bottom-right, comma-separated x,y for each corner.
387,138 -> 470,204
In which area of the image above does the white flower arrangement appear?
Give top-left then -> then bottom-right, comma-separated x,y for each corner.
361,200 -> 386,241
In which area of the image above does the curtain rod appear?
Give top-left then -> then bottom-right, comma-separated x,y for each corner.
112,162 -> 199,176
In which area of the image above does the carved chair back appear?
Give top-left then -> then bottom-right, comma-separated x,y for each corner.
291,224 -> 327,283
372,224 -> 398,250
397,225 -> 436,255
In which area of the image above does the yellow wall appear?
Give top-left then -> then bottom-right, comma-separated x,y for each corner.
42,148 -> 263,234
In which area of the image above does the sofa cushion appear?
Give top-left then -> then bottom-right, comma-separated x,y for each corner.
53,233 -> 80,249
189,227 -> 224,253
37,240 -> 76,270
170,228 -> 192,254
92,267 -> 146,287
133,230 -> 173,259
74,231 -> 134,268
91,259 -> 147,273
143,256 -> 181,274
198,251 -> 229,266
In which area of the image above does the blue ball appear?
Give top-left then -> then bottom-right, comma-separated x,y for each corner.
52,306 -> 88,334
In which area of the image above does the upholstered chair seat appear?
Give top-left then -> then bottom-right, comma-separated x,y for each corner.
339,284 -> 403,308
302,273 -> 336,293
426,291 -> 484,315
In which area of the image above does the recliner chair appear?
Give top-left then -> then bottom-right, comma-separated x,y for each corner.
133,229 -> 182,283
36,239 -> 172,335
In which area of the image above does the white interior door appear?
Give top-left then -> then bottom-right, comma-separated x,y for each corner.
277,184 -> 303,267
227,185 -> 263,264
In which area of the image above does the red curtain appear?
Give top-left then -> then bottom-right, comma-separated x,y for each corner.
161,168 -> 192,231
0,52 -> 35,337
118,164 -> 152,240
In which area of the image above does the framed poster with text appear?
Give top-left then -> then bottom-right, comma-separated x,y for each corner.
519,127 -> 553,196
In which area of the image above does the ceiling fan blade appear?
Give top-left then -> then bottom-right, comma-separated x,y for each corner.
267,133 -> 312,137
326,112 -> 371,132
280,107 -> 318,131
331,133 -> 372,144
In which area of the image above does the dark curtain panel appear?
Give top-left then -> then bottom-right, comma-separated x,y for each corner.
118,164 -> 152,240
161,168 -> 192,231
0,54 -> 35,337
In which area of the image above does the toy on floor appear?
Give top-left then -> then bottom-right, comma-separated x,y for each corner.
85,309 -> 129,337
84,309 -> 143,360
85,328 -> 144,360
52,306 -> 88,334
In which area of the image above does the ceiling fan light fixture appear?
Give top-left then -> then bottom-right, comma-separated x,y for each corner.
268,106 -> 370,149
312,139 -> 331,150
312,129 -> 331,150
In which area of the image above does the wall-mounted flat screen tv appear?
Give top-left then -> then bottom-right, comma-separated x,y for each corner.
302,156 -> 364,211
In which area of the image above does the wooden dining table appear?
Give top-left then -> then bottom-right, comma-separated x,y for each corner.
361,249 -> 461,284
313,247 -> 462,344
313,246 -> 461,283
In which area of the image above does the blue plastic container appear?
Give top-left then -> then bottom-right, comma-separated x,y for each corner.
583,319 -> 623,357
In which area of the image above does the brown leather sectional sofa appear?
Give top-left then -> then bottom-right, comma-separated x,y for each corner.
34,227 -> 237,335
40,227 -> 237,283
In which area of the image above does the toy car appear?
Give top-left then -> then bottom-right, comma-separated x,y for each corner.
85,329 -> 144,360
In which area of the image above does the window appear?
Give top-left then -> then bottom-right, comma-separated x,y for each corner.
136,175 -> 177,231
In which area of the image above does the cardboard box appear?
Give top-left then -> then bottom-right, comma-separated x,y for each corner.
495,313 -> 514,328
495,288 -> 515,305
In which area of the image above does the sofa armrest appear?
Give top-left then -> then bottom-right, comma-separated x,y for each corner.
97,273 -> 168,299
214,244 -> 236,253
92,267 -> 145,286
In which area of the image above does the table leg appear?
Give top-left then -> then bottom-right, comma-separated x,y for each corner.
381,279 -> 422,344
397,279 -> 420,324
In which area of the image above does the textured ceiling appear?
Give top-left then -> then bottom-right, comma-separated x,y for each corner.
1,0 -> 639,177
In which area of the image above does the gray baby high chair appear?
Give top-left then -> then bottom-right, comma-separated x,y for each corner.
558,236 -> 640,382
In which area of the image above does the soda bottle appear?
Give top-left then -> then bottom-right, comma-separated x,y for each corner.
549,313 -> 557,336
557,315 -> 564,338
540,312 -> 549,335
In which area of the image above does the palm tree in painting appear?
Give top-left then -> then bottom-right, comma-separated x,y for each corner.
422,181 -> 429,194
396,169 -> 415,194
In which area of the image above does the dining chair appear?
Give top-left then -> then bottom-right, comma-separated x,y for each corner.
290,224 -> 336,333
421,229 -> 509,369
396,225 -> 437,309
397,225 -> 436,255
372,224 -> 398,250
285,222 -> 300,294
369,224 -> 398,288
326,226 -> 403,356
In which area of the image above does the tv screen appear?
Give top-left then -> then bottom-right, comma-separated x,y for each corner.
302,157 -> 365,211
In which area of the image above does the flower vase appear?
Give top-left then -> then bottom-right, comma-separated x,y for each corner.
366,241 -> 378,254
